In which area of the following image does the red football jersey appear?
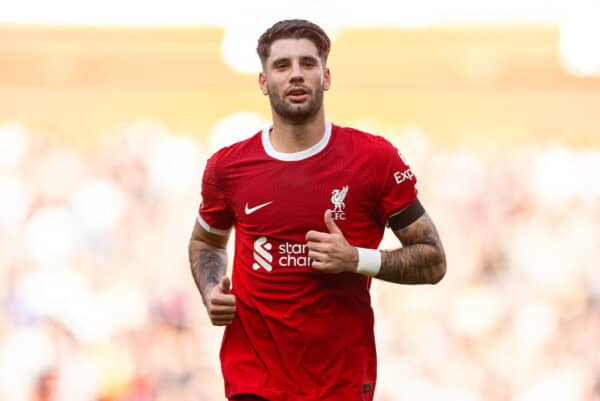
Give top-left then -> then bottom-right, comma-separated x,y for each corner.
198,121 -> 418,401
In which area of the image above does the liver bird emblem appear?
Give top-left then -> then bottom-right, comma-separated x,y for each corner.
331,185 -> 349,212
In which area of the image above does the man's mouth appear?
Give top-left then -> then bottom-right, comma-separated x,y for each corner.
286,87 -> 309,102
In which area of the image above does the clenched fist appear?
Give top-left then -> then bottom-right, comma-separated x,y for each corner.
205,276 -> 236,326
306,209 -> 359,274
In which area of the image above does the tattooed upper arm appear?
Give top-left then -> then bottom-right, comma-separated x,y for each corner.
392,212 -> 441,248
377,212 -> 447,285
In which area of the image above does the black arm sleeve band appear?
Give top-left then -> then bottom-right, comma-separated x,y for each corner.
387,198 -> 426,231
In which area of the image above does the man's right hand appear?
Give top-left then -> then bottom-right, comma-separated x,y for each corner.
205,276 -> 237,326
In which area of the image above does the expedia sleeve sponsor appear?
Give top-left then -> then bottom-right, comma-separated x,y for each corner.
373,139 -> 419,225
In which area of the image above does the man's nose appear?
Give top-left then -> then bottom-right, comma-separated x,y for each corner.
289,62 -> 304,82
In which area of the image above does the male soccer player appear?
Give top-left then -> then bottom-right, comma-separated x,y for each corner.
188,19 -> 446,401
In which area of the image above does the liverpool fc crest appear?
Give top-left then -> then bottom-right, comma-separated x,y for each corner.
330,185 -> 348,220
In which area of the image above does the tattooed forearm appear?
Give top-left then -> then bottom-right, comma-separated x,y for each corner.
379,244 -> 444,284
189,239 -> 227,305
377,213 -> 446,285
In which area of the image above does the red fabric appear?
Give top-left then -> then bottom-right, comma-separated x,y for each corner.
199,123 -> 417,401
230,394 -> 269,401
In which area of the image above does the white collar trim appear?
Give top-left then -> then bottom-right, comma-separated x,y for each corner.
261,120 -> 332,161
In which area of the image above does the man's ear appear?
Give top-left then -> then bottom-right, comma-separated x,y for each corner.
258,72 -> 268,95
323,67 -> 331,91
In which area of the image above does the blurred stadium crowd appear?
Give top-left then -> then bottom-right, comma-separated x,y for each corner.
0,120 -> 598,401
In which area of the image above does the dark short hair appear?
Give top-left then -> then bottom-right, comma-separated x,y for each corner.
257,19 -> 331,66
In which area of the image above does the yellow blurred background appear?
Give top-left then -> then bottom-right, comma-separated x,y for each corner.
1,6 -> 600,401
1,24 -> 600,147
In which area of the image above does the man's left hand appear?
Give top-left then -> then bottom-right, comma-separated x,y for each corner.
305,210 -> 358,274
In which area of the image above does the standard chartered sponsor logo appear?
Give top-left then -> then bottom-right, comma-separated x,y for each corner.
252,236 -> 273,271
251,237 -> 313,271
278,242 -> 313,267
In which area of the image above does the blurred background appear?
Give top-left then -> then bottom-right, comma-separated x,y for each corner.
1,1 -> 599,400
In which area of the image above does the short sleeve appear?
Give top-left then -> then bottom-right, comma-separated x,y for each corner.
373,139 -> 419,225
197,154 -> 235,235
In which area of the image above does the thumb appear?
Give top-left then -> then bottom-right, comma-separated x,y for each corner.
219,276 -> 231,293
324,209 -> 342,234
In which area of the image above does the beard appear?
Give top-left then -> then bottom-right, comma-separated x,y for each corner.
267,84 -> 324,124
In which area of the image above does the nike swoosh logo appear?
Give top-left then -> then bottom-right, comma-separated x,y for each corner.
244,201 -> 273,215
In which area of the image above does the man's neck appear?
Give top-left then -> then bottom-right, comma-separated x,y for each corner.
269,112 -> 327,153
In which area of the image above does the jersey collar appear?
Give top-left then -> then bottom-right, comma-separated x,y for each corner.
261,120 -> 332,161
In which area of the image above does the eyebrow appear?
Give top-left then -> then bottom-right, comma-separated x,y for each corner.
270,55 -> 320,66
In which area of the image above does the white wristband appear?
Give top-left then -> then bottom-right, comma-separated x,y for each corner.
356,247 -> 381,277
